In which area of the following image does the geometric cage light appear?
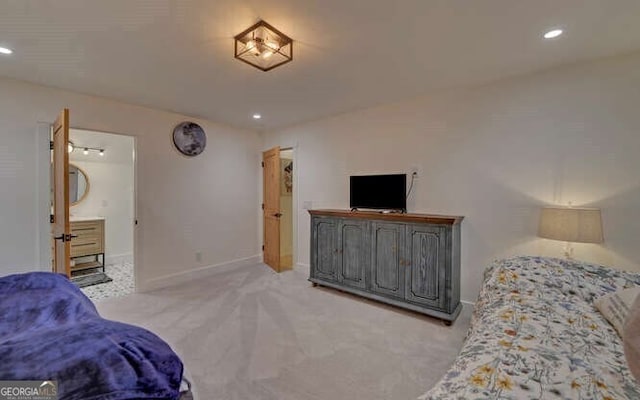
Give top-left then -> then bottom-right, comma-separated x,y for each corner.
234,20 -> 293,72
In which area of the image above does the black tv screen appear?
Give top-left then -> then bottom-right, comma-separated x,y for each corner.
350,174 -> 407,211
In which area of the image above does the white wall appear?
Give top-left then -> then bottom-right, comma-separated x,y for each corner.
262,52 -> 640,302
0,77 -> 261,289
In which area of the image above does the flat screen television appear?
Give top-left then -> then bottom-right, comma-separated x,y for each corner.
350,174 -> 407,212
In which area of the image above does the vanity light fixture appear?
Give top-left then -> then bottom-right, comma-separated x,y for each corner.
72,145 -> 105,156
234,20 -> 293,71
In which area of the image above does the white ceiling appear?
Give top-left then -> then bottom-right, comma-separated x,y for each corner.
1,0 -> 640,130
69,129 -> 134,165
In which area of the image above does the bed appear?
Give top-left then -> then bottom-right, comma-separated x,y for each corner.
421,256 -> 640,399
0,271 -> 193,400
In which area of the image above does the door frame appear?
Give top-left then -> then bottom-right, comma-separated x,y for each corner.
260,145 -> 298,270
41,126 -> 139,291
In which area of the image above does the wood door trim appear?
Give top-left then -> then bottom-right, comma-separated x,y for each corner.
262,146 -> 281,272
52,108 -> 71,277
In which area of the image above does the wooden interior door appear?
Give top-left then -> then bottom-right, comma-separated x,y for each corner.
52,108 -> 71,277
263,147 -> 281,272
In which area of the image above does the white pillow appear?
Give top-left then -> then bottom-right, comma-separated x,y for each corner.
624,294 -> 640,382
593,286 -> 640,336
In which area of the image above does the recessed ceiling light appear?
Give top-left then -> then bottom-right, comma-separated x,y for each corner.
0,46 -> 13,55
543,29 -> 563,39
253,114 -> 262,120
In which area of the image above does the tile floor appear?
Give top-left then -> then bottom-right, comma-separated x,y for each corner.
81,261 -> 135,301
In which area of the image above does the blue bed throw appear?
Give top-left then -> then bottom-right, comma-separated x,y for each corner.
0,272 -> 183,400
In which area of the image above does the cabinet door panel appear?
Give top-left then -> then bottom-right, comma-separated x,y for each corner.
312,217 -> 338,281
405,225 -> 446,308
339,220 -> 368,289
370,222 -> 404,298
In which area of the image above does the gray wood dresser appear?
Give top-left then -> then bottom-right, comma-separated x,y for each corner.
309,209 -> 463,324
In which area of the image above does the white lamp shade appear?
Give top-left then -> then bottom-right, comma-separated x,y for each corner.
538,207 -> 604,244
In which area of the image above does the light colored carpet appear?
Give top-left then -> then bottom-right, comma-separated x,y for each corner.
96,263 -> 472,400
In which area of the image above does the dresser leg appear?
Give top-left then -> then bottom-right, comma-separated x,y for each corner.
312,282 -> 318,287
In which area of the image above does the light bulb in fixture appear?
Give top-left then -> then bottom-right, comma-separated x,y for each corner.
246,40 -> 260,55
67,142 -> 74,153
544,29 -> 563,39
265,40 -> 279,51
253,114 -> 262,120
262,50 -> 274,59
83,148 -> 89,155
0,47 -> 13,55
99,149 -> 105,156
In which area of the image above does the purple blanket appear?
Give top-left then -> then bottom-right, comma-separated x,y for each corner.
0,272 -> 183,400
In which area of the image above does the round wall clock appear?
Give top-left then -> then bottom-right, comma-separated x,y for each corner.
173,122 -> 207,156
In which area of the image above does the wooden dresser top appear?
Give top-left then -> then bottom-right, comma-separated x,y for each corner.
308,209 -> 464,225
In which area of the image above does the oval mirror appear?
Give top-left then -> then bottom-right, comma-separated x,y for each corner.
69,164 -> 90,206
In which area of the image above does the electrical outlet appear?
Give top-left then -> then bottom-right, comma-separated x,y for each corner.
195,252 -> 202,262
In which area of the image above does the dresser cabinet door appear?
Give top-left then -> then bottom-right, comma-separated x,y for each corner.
338,219 -> 368,289
311,217 -> 339,282
405,224 -> 446,309
370,222 -> 405,299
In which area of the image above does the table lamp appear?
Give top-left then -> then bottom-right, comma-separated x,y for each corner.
538,207 -> 604,259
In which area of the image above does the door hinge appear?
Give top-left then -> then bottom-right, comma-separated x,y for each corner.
261,161 -> 264,168
50,141 -> 54,150
50,214 -> 54,223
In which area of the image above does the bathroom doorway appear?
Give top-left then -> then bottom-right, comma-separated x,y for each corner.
279,149 -> 294,269
57,128 -> 136,300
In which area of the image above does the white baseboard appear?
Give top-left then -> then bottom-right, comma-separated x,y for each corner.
296,262 -> 310,271
461,300 -> 476,307
137,254 -> 261,292
105,253 -> 133,266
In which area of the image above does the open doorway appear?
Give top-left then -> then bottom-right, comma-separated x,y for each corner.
58,129 -> 136,300
279,149 -> 294,269
262,146 -> 295,272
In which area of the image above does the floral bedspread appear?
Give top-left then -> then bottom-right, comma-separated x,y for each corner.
421,256 -> 640,400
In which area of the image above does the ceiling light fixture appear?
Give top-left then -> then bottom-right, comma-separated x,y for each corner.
99,149 -> 105,156
253,114 -> 262,120
234,20 -> 293,71
83,148 -> 89,155
543,29 -> 564,39
0,46 -> 13,55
